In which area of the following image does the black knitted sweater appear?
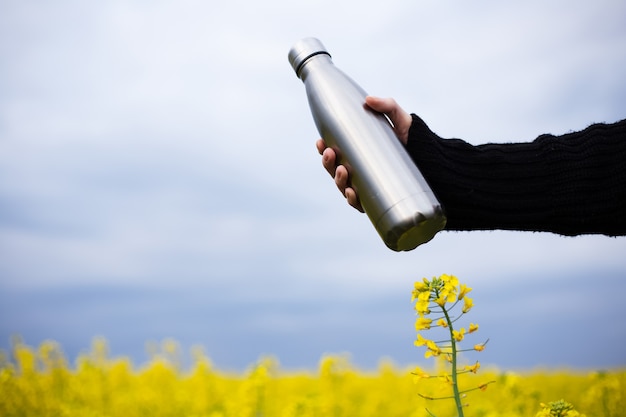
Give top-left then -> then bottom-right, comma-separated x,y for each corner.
405,115 -> 626,236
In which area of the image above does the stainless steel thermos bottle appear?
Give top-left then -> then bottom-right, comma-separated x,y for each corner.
288,37 -> 446,251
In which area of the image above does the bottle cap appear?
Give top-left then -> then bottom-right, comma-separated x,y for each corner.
288,37 -> 331,76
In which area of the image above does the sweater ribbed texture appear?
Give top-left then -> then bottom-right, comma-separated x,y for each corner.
406,115 -> 626,236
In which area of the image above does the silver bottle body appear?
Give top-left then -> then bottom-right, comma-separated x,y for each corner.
289,38 -> 446,251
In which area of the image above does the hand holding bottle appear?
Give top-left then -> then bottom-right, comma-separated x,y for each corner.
316,96 -> 413,213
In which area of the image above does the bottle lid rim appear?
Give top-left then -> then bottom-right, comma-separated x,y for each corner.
288,37 -> 331,76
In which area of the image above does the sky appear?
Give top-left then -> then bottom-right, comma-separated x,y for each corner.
1,0 -> 625,372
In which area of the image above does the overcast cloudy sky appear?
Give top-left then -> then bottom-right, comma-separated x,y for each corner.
1,0 -> 625,371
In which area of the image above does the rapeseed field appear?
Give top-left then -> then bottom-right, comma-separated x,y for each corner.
2,275 -> 623,416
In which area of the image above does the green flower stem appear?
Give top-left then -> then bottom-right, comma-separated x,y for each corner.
441,301 -> 464,417
418,380 -> 496,400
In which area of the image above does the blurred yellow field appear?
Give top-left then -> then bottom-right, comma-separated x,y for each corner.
1,337 -> 623,417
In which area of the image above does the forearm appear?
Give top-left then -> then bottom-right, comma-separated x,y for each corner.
406,115 -> 626,236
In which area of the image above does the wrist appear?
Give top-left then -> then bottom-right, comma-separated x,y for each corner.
407,114 -> 441,144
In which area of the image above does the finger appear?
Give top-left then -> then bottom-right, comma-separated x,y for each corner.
345,188 -> 364,212
322,147 -> 337,177
365,96 -> 412,144
365,96 -> 396,113
316,138 -> 326,155
334,165 -> 349,193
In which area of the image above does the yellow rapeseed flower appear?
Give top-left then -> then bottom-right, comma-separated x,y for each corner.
415,302 -> 430,316
435,295 -> 447,307
462,296 -> 474,313
468,323 -> 479,333
424,340 -> 441,358
411,281 -> 428,302
439,372 -> 453,386
458,283 -> 472,300
424,349 -> 440,359
440,276 -> 459,305
464,362 -> 480,374
441,274 -> 459,288
474,343 -> 485,352
439,288 -> 457,305
414,333 -> 429,347
415,290 -> 431,314
437,318 -> 448,328
412,366 -> 430,380
452,328 -> 465,342
418,290 -> 431,301
415,317 -> 433,331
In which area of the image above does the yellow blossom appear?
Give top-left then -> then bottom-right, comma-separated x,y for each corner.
441,284 -> 456,303
415,317 -> 432,331
468,323 -> 479,333
411,281 -> 428,302
439,373 -> 453,386
412,366 -> 430,379
440,276 -> 459,304
425,339 -> 439,351
415,302 -> 430,316
458,283 -> 472,300
424,340 -> 441,358
462,296 -> 474,313
474,343 -> 485,352
436,318 -> 448,328
424,349 -> 440,359
414,291 -> 431,314
435,296 -> 447,307
441,274 -> 459,288
452,328 -> 465,342
417,290 -> 430,302
414,333 -> 429,347
464,362 -> 480,374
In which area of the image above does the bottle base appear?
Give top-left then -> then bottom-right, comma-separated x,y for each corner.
387,215 -> 447,251
375,197 -> 447,251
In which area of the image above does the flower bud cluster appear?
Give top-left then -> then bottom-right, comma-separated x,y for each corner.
536,399 -> 586,417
